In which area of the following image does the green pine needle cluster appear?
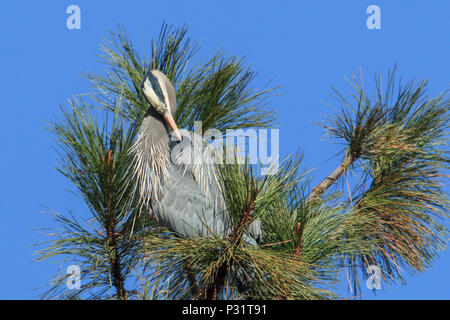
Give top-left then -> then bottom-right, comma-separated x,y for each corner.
321,68 -> 449,294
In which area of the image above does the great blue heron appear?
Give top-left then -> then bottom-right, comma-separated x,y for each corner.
129,68 -> 261,258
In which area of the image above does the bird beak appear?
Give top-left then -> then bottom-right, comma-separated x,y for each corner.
164,112 -> 182,142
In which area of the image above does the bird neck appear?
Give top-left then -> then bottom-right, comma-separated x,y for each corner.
132,110 -> 172,204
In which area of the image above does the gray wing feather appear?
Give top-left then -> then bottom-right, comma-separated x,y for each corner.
154,166 -> 231,239
151,128 -> 262,245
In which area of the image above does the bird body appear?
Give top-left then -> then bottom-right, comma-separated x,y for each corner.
130,68 -> 261,246
153,154 -> 230,239
128,68 -> 262,294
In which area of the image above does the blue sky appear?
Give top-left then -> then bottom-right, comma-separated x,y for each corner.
0,1 -> 448,299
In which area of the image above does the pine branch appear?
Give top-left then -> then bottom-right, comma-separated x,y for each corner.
306,151 -> 355,204
204,261 -> 228,300
36,99 -> 145,299
184,262 -> 201,298
84,23 -> 278,132
308,66 -> 450,293
102,149 -> 127,300
205,188 -> 258,299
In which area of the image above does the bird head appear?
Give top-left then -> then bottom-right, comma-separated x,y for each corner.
141,69 -> 182,141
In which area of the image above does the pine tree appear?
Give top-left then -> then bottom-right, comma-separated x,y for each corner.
35,23 -> 449,300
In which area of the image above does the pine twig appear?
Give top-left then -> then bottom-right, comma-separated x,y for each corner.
296,151 -> 356,258
184,262 -> 201,299
306,152 -> 355,204
103,149 -> 128,300
205,189 -> 258,299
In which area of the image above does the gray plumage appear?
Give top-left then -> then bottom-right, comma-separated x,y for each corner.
129,68 -> 262,245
